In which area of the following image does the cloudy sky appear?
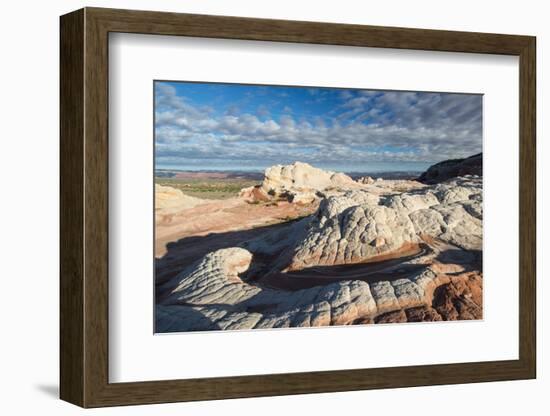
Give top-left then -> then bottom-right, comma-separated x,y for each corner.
154,81 -> 482,173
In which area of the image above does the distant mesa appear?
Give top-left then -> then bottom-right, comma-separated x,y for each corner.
155,169 -> 264,181
418,153 -> 482,184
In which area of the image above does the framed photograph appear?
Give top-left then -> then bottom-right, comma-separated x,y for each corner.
60,7 -> 536,408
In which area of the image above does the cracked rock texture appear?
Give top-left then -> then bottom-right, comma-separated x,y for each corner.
248,161 -> 364,203
157,247 -> 439,332
156,173 -> 482,332
157,244 -> 482,332
275,176 -> 482,272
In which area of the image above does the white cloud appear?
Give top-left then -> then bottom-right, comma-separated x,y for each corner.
154,84 -> 482,169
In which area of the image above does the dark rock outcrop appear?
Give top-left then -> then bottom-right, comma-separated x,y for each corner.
418,153 -> 482,184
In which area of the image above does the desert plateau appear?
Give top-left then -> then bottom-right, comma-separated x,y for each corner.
154,82 -> 483,332
155,156 -> 483,332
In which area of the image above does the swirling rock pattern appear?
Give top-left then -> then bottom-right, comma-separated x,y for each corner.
275,176 -> 481,272
156,175 -> 482,332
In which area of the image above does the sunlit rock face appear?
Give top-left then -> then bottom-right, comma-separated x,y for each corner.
280,176 -> 482,272
156,165 -> 483,332
155,184 -> 205,211
251,162 -> 361,203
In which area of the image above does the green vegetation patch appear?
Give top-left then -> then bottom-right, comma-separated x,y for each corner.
155,177 -> 259,200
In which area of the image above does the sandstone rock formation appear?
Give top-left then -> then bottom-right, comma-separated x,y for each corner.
155,184 -> 205,211
259,176 -> 482,273
155,184 -> 209,227
156,173 -> 483,332
242,162 -> 365,204
357,176 -> 375,184
157,243 -> 481,332
238,185 -> 272,202
418,153 -> 482,184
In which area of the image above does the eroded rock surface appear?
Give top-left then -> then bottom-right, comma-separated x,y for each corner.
155,184 -> 205,212
357,176 -> 376,184
156,173 -> 482,332
242,162 -> 366,204
272,176 -> 482,272
418,153 -> 482,184
157,244 -> 482,332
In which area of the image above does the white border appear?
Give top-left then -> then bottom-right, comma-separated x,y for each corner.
109,33 -> 519,383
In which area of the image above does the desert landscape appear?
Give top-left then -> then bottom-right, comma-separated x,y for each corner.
154,81 -> 483,332
155,156 -> 482,332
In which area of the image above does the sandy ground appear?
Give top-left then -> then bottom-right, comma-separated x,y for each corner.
155,197 -> 316,257
154,197 -> 317,285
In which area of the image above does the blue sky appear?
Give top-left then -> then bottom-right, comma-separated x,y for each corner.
154,81 -> 482,173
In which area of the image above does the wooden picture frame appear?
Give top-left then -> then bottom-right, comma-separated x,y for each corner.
60,7 -> 536,408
